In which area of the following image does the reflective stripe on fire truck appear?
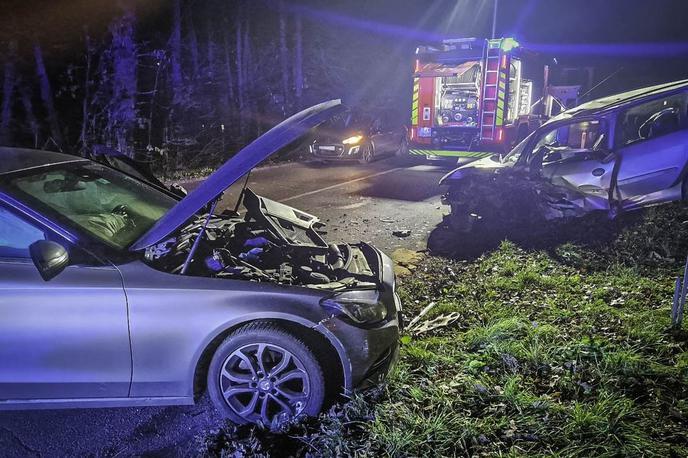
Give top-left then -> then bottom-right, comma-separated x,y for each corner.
409,149 -> 492,158
411,78 -> 419,125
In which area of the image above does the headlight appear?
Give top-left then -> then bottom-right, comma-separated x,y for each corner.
342,135 -> 363,145
320,290 -> 388,325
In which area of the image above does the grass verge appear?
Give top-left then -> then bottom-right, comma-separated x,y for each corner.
203,204 -> 688,457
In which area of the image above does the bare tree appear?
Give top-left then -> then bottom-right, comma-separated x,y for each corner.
222,24 -> 236,120
18,80 -> 40,148
279,0 -> 290,110
293,13 -> 304,107
34,40 -> 64,151
108,9 -> 137,155
235,11 -> 246,138
79,29 -> 94,154
0,40 -> 17,145
170,0 -> 183,105
185,3 -> 200,81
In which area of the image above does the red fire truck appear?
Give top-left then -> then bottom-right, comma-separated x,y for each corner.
409,37 -> 576,163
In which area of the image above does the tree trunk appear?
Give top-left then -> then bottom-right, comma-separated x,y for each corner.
19,81 -> 40,148
206,20 -> 215,80
0,40 -> 17,145
293,13 -> 303,107
80,29 -> 93,154
185,4 -> 200,80
235,13 -> 245,139
243,17 -> 257,136
109,10 -> 138,155
222,26 -> 236,120
279,0 -> 290,112
34,40 -> 64,151
170,0 -> 183,105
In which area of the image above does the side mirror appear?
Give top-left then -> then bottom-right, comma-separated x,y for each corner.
29,240 -> 69,281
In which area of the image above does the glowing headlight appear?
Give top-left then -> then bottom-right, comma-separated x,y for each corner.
320,290 -> 387,325
342,135 -> 363,145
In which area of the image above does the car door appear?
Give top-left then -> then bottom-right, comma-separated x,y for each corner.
369,118 -> 391,154
613,92 -> 688,205
0,204 -> 131,400
533,118 -> 615,205
378,115 -> 403,155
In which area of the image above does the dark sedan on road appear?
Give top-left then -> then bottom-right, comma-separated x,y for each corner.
0,101 -> 401,428
310,110 -> 407,163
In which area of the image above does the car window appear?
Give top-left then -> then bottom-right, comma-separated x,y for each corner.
1,163 -> 177,250
0,206 -> 46,258
617,93 -> 687,147
529,119 -> 607,162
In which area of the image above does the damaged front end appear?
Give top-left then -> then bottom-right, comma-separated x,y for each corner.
144,189 -> 379,291
441,167 -> 591,234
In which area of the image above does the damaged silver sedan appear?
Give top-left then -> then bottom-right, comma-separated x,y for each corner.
0,100 -> 401,428
440,79 -> 688,232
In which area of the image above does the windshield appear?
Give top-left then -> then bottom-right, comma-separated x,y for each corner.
321,112 -> 371,132
501,133 -> 532,164
0,162 -> 177,250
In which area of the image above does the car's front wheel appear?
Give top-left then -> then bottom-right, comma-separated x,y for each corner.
359,144 -> 374,164
207,322 -> 325,428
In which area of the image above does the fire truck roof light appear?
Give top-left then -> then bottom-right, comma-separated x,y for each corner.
501,38 -> 520,52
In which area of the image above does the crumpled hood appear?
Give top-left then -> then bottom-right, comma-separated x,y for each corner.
130,99 -> 345,251
439,155 -> 512,185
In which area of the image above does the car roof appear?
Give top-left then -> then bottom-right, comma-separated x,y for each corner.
0,147 -> 88,175
547,79 -> 688,124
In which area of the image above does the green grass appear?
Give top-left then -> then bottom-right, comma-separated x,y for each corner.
205,206 -> 688,457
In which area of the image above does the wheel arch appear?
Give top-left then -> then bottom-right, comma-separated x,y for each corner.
191,315 -> 350,405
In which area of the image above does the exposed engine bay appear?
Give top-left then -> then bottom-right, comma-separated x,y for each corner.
143,189 -> 379,291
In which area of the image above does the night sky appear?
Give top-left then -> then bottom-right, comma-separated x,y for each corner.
4,0 -> 688,50
2,0 -> 688,133
3,0 -> 688,78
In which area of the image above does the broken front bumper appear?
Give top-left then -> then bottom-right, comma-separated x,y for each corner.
316,245 -> 402,392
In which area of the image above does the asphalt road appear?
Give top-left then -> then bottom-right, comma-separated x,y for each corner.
0,156 -> 452,457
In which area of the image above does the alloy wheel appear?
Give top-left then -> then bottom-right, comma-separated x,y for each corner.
219,343 -> 310,425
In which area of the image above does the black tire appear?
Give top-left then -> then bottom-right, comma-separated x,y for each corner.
207,322 -> 325,428
359,143 -> 374,164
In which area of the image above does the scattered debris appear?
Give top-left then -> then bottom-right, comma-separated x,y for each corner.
406,301 -> 437,330
392,229 -> 411,238
408,311 -> 462,335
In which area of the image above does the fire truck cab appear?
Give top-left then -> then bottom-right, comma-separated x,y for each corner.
409,37 -> 551,163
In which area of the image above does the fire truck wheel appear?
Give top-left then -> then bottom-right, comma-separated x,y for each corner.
359,144 -> 374,164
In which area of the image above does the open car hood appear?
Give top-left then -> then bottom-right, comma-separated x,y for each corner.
130,99 -> 345,251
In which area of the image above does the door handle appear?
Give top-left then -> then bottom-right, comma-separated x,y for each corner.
592,168 -> 605,177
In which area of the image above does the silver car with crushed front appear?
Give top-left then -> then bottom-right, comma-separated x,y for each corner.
0,101 -> 401,428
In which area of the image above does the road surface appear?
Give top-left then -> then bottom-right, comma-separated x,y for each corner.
0,156 -> 452,457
